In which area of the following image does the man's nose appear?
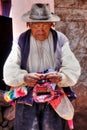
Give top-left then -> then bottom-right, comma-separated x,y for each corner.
37,27 -> 44,32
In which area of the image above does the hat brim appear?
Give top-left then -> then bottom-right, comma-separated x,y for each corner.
22,11 -> 60,22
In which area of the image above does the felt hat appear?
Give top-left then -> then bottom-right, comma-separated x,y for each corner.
22,3 -> 60,22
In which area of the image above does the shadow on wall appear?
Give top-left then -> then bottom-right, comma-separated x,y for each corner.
0,15 -> 13,89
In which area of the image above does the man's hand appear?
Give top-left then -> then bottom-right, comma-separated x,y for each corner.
24,73 -> 45,87
45,72 -> 62,84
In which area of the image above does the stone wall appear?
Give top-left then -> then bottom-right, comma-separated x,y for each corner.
54,0 -> 87,130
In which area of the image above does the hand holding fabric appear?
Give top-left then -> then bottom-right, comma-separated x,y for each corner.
45,72 -> 62,84
24,73 -> 45,87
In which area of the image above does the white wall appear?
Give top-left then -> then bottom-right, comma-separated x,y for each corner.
10,0 -> 54,39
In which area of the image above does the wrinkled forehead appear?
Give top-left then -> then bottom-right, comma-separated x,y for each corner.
28,22 -> 53,25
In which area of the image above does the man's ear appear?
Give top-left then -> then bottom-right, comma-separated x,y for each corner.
51,22 -> 55,27
26,22 -> 30,28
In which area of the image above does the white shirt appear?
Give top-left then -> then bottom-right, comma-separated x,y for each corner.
3,31 -> 81,87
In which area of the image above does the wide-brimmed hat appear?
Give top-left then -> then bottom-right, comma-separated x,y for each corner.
22,3 -> 60,22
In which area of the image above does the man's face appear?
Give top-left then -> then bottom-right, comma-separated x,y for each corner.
28,22 -> 53,41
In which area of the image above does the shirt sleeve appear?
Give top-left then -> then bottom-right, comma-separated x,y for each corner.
58,41 -> 81,87
3,37 -> 28,87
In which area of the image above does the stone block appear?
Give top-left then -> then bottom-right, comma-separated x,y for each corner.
69,9 -> 87,22
55,8 -> 87,22
55,0 -> 87,9
78,0 -> 87,9
0,126 -> 2,130
54,0 -> 78,8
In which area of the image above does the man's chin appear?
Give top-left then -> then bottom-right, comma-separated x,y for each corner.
35,36 -> 47,41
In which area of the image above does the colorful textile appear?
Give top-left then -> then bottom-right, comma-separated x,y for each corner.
4,87 -> 27,102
